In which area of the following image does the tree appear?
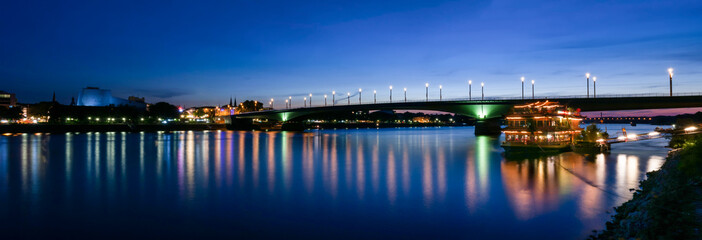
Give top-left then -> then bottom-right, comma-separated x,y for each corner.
28,102 -> 53,118
149,102 -> 179,119
674,118 -> 695,130
0,106 -> 23,120
578,124 -> 609,142
193,108 -> 206,118
236,100 -> 263,113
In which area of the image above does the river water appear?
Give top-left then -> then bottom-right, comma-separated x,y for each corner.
0,124 -> 669,239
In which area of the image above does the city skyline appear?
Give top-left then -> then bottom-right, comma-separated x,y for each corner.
2,0 -> 702,112
2,2 -> 702,238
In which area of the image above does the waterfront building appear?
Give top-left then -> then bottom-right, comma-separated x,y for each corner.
77,87 -> 146,110
0,91 -> 17,107
502,101 -> 583,152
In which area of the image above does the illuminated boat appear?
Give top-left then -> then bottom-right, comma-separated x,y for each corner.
501,101 -> 583,153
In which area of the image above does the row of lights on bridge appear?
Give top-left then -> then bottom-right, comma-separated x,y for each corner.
266,68 -> 676,109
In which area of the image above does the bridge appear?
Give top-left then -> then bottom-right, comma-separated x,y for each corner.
229,93 -> 702,135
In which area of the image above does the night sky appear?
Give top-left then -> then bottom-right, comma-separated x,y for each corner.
2,0 -> 702,114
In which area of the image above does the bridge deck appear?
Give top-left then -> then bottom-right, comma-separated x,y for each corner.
234,94 -> 702,121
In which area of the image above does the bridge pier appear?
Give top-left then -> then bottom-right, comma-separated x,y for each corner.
475,118 -> 502,136
226,117 -> 255,131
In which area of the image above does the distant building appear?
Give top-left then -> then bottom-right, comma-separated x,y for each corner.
128,96 -> 145,103
77,87 -> 146,109
412,116 -> 431,123
0,91 -> 17,107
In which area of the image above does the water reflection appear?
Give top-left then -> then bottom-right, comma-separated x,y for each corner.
501,157 -> 563,220
0,125 -> 671,239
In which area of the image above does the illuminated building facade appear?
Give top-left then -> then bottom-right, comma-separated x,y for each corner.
502,101 -> 583,149
0,91 -> 17,107
77,87 -> 146,110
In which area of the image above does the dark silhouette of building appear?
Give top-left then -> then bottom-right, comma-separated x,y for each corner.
0,91 -> 17,107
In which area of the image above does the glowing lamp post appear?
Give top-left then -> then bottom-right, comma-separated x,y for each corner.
481,82 -> 484,100
521,77 -> 524,100
324,94 -> 327,106
468,80 -> 472,100
403,88 -> 407,102
332,91 -> 336,106
347,92 -> 350,105
425,83 -> 429,101
270,98 -> 274,108
303,97 -> 307,108
285,99 -> 289,109
586,73 -> 590,98
358,88 -> 362,104
593,77 -> 597,98
289,96 -> 292,108
389,86 -> 393,103
373,90 -> 376,104
531,80 -> 535,99
439,85 -> 443,101
668,68 -> 674,97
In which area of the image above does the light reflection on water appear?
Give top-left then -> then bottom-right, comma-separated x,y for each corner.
0,125 -> 667,239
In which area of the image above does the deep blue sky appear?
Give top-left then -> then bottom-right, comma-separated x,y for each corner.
2,0 -> 701,108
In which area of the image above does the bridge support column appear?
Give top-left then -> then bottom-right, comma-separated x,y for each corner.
475,118 -> 502,136
227,118 -> 255,131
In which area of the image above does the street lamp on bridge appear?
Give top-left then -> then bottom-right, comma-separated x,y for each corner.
270,98 -> 274,109
521,77 -> 524,100
289,96 -> 292,108
586,73 -> 590,98
593,77 -> 597,98
303,97 -> 307,108
332,91 -> 336,106
324,95 -> 327,106
481,82 -> 484,100
439,85 -> 443,101
285,99 -> 289,109
425,83 -> 429,102
309,93 -> 312,107
347,92 -> 350,105
668,68 -> 674,97
389,86 -> 393,103
359,88 -> 362,104
469,80 -> 472,100
531,80 -> 535,99
373,90 -> 376,104
404,88 -> 407,102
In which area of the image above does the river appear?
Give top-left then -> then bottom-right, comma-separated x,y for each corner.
0,124 -> 669,239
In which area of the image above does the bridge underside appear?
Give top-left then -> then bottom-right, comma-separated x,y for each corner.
232,95 -> 702,122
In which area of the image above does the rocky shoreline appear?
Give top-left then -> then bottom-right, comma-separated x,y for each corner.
591,136 -> 702,239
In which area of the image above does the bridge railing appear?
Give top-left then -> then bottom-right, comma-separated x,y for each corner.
249,92 -> 702,112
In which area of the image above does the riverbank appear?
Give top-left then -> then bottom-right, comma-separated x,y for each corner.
591,135 -> 702,239
0,123 -> 227,133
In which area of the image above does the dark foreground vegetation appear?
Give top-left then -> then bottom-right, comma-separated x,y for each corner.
649,111 -> 702,125
591,134 -> 702,239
